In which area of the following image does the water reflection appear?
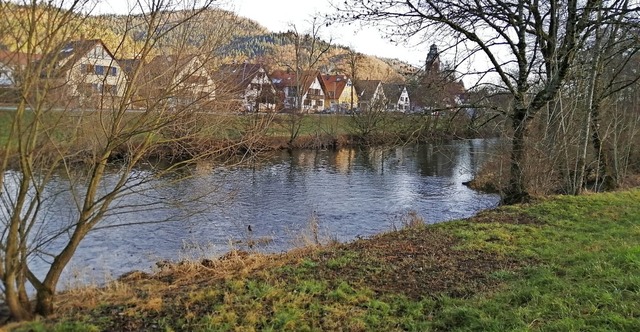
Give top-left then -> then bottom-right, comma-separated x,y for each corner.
10,139 -> 499,286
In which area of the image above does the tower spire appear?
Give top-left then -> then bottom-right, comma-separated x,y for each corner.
425,44 -> 440,74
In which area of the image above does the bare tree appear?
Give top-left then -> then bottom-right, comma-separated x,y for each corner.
276,19 -> 332,146
345,48 -> 363,111
349,94 -> 390,141
582,4 -> 640,191
530,1 -> 640,195
337,0 -> 638,203
0,0 -> 257,321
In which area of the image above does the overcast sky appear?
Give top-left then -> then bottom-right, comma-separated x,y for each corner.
93,0 -> 430,69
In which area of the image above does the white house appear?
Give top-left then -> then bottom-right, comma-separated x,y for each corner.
0,61 -> 14,86
139,54 -> 216,108
271,70 -> 325,113
383,84 -> 411,112
215,63 -> 277,112
354,80 -> 386,111
42,39 -> 127,106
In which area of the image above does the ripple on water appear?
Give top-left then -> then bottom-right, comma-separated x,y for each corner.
23,140 -> 500,286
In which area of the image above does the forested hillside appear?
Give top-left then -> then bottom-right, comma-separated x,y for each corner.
0,3 -> 413,81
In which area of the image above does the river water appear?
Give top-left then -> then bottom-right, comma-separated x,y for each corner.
24,139 -> 500,286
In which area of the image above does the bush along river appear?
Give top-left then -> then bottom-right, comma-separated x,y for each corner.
27,139 -> 500,287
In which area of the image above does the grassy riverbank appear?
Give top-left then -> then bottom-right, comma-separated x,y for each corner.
0,110 -> 475,153
10,189 -> 639,331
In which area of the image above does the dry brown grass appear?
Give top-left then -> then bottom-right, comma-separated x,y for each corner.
53,249 -> 307,316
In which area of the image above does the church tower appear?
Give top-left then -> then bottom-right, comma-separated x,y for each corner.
425,44 -> 440,74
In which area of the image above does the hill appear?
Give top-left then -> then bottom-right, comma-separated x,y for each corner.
0,4 -> 414,81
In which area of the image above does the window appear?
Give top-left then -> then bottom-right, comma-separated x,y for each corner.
304,99 -> 311,106
317,100 -> 323,107
85,64 -> 94,74
92,47 -> 108,59
110,67 -> 117,76
95,65 -> 105,75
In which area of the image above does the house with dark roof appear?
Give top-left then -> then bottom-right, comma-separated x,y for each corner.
40,39 -> 126,106
320,74 -> 358,112
135,54 -> 216,109
0,50 -> 40,87
0,50 -> 41,102
382,83 -> 410,112
271,70 -> 324,113
214,63 -> 277,112
354,80 -> 385,111
0,59 -> 14,101
0,60 -> 12,87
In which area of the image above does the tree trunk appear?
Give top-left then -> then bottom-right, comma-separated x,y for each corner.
574,107 -> 591,195
591,106 -> 617,191
4,274 -> 33,321
35,287 -> 55,317
503,108 -> 531,204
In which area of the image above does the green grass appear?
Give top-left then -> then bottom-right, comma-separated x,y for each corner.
0,110 -> 18,146
18,190 -> 640,331
265,113 -> 427,139
1,110 -> 433,152
439,191 -> 640,330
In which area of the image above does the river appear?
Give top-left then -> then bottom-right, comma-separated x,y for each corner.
24,139 -> 500,287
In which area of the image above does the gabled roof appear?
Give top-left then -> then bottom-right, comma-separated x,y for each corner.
213,63 -> 275,98
320,74 -> 350,99
354,80 -> 383,102
57,39 -> 111,61
406,85 -> 426,107
146,54 -> 201,74
38,39 -> 117,77
217,63 -> 267,87
271,69 -> 320,93
382,83 -> 406,103
142,54 -> 207,86
54,39 -> 115,71
0,50 -> 41,67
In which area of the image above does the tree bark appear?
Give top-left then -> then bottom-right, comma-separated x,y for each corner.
35,287 -> 55,317
591,104 -> 617,190
4,273 -> 33,321
503,108 -> 531,204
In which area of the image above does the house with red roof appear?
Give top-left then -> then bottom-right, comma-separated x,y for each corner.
320,74 -> 358,113
0,50 -> 38,86
0,49 -> 42,102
